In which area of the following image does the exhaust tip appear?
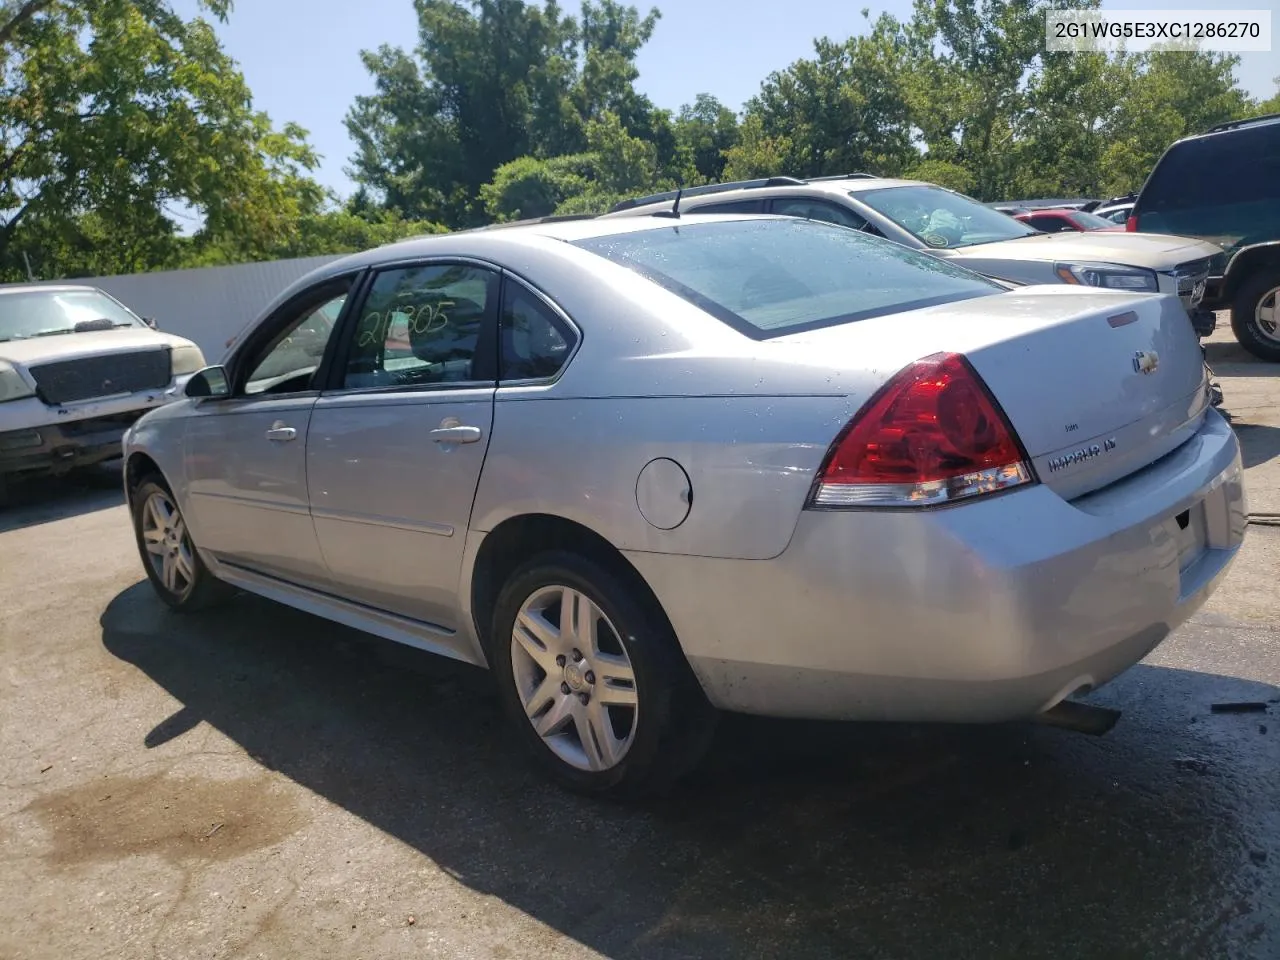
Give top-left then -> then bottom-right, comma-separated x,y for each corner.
1035,699 -> 1122,737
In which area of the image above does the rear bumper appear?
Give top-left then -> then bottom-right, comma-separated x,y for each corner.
628,410 -> 1245,722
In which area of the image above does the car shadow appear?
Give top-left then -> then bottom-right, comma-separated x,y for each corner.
1204,338 -> 1275,374
100,584 -> 1280,959
0,463 -> 125,534
1233,422 -> 1280,469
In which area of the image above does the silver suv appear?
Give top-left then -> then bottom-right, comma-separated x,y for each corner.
605,176 -> 1223,331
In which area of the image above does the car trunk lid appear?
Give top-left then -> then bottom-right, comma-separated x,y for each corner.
775,286 -> 1210,500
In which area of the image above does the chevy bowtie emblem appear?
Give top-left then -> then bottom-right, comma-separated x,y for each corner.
1132,350 -> 1159,375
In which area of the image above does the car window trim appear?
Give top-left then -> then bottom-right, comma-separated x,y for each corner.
319,255 -> 502,398
496,270 -> 583,388
228,270 -> 367,401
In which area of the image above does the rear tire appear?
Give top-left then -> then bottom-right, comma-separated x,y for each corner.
1229,268 -> 1280,362
487,549 -> 716,798
130,476 -> 233,612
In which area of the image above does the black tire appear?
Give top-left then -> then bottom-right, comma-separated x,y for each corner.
487,549 -> 716,799
130,475 -> 234,612
1229,267 -> 1280,362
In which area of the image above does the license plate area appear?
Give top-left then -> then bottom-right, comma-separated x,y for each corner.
1173,500 -> 1209,571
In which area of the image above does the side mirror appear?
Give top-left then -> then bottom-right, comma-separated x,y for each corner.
143,317 -> 157,329
185,365 -> 231,399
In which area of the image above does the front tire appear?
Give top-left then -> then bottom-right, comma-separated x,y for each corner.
131,476 -> 233,612
488,550 -> 715,798
1229,268 -> 1280,362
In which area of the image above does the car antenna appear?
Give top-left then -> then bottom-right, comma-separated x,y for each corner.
654,183 -> 683,219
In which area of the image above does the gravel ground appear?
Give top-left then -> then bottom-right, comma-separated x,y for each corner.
1,323 -> 1277,960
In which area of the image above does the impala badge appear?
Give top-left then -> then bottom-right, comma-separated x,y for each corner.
1132,350 -> 1159,375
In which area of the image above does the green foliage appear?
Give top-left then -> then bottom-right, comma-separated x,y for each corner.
0,0 -> 332,281
673,94 -> 739,184
346,0 -> 664,229
4,0 -> 1276,284
905,159 -> 976,195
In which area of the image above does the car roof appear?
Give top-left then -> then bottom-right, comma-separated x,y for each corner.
608,177 -> 936,217
263,212 -> 794,310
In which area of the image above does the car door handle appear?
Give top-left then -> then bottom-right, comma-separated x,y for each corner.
264,423 -> 297,442
429,425 -> 482,444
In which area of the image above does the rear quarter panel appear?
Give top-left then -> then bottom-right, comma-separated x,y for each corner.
471,391 -> 854,560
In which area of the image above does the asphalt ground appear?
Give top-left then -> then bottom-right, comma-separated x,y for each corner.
1,323 -> 1277,960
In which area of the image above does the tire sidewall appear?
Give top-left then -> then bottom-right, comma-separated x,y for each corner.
1230,268 -> 1280,362
487,551 -> 678,795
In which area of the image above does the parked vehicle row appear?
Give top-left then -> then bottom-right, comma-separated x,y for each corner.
122,211 -> 1244,796
606,174 -> 1221,336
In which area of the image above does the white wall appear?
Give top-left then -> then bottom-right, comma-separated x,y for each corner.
12,254 -> 347,362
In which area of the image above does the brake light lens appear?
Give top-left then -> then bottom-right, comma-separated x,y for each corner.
1125,214 -> 1137,232
809,352 -> 1034,508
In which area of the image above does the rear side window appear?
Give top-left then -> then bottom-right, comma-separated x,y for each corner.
572,218 -> 1001,339
770,197 -> 870,231
1026,215 -> 1069,232
499,280 -> 576,381
1138,125 -> 1280,251
691,199 -> 765,214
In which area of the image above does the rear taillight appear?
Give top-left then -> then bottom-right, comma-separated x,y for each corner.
1125,215 -> 1137,232
809,352 -> 1034,508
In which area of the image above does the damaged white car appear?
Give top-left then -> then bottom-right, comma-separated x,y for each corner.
0,284 -> 204,501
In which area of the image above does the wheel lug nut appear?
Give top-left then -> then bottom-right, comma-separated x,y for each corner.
584,671 -> 595,684
572,649 -> 583,662
555,655 -> 566,667
560,682 -> 571,695
578,693 -> 590,705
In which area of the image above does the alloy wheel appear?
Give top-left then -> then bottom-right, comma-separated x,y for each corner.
140,490 -> 196,597
510,584 -> 640,772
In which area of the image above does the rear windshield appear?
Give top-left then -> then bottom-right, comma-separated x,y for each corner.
571,218 -> 1002,339
1068,210 -> 1118,230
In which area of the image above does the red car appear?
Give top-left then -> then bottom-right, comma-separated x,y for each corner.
1013,208 -> 1125,233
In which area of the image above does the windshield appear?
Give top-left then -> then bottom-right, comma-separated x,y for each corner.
1068,210 -> 1120,230
0,289 -> 144,342
857,185 -> 1039,248
572,218 -> 1003,339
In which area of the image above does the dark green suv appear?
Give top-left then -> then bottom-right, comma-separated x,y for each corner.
1131,114 -> 1280,361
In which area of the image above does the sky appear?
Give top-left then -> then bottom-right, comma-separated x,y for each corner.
174,0 -> 1280,197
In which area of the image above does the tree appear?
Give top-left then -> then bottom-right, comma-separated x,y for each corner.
0,0 -> 326,280
347,0 -> 662,229
1097,51 -> 1251,195
673,94 -> 739,184
739,15 -> 918,180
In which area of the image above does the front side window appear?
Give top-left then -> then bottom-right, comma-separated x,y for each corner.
856,185 -> 1039,248
0,288 -> 145,343
343,263 -> 497,389
573,218 -> 1002,339
244,291 -> 348,395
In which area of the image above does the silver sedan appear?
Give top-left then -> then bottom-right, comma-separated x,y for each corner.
122,214 -> 1246,796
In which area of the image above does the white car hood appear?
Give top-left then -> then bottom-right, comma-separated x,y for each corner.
946,231 -> 1222,269
0,329 -> 196,367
